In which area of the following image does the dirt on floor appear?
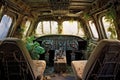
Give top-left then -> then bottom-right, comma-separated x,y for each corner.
43,66 -> 75,80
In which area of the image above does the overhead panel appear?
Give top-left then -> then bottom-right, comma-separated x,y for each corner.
7,0 -> 96,18
50,0 -> 69,10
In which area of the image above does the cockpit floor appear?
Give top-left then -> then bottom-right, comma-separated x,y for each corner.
43,66 -> 75,80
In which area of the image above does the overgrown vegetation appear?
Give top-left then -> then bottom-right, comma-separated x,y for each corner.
14,26 -> 24,38
105,7 -> 117,39
25,36 -> 45,59
83,12 -> 91,20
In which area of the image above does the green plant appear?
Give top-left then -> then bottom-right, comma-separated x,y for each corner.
105,7 -> 117,39
26,36 -> 45,60
14,26 -> 24,38
83,12 -> 91,20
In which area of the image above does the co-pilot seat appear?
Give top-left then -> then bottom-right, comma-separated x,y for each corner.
71,39 -> 120,80
0,38 -> 46,80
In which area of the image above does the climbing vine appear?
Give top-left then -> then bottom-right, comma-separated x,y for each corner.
83,12 -> 91,20
104,7 -> 117,39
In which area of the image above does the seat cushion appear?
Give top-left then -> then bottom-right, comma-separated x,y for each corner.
71,60 -> 87,80
33,60 -> 46,77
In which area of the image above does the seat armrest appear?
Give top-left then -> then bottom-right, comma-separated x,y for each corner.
32,60 -> 46,80
71,60 -> 87,80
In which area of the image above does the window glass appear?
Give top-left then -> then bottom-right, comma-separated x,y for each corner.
77,22 -> 85,37
43,21 -> 50,34
102,16 -> 117,39
0,15 -> 12,39
62,21 -> 85,37
62,21 -> 78,35
36,22 -> 43,35
35,21 -> 58,35
51,21 -> 58,34
36,21 -> 85,37
88,20 -> 99,39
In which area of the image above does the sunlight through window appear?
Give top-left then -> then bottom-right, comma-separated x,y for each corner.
89,21 -> 99,39
51,21 -> 58,34
0,15 -> 12,39
36,21 -> 58,35
36,22 -> 43,35
36,21 -> 85,37
43,21 -> 50,34
102,16 -> 117,39
62,21 -> 78,35
77,23 -> 85,37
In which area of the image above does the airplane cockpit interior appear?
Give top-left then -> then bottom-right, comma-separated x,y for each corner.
0,0 -> 120,80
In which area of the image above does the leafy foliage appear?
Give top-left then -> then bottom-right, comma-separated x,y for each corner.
105,7 -> 117,39
83,12 -> 91,20
26,36 -> 45,59
106,7 -> 116,20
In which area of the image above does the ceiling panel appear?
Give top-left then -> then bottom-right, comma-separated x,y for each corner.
7,0 -> 96,18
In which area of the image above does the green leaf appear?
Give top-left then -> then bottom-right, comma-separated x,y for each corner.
26,42 -> 34,51
26,36 -> 35,43
30,52 -> 40,59
25,36 -> 45,60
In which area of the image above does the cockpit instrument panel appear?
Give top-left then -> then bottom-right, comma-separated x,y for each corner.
36,35 -> 87,51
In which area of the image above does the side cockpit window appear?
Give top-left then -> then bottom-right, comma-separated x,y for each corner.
0,15 -> 12,40
102,15 -> 117,39
88,20 -> 99,39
